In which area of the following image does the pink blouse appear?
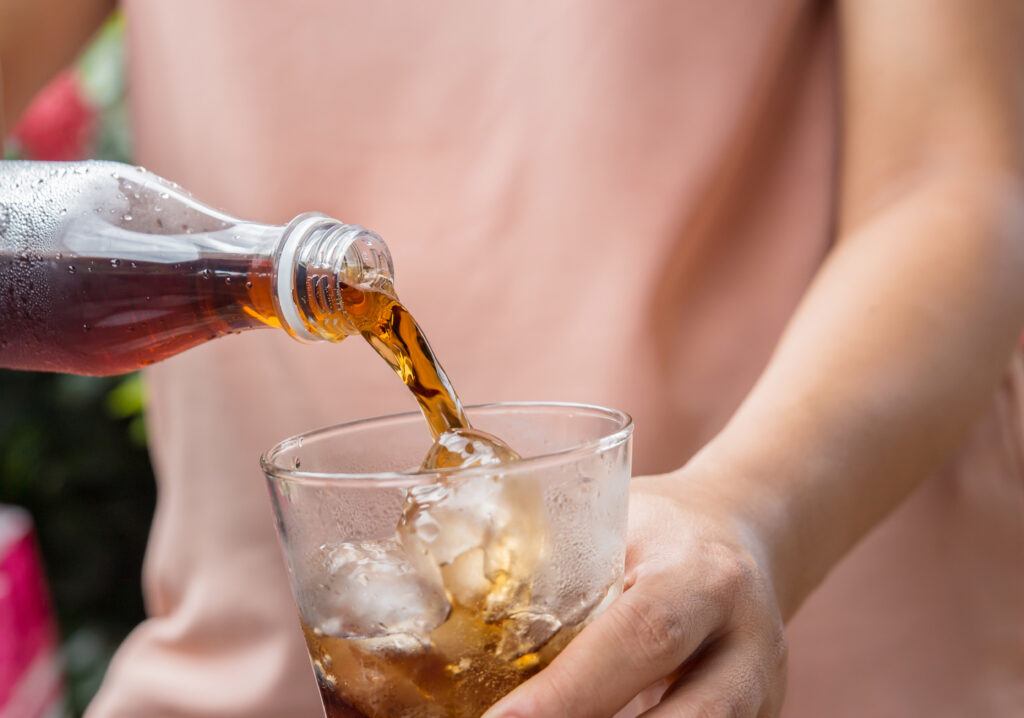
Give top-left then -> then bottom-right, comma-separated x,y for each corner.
85,2 -> 1024,716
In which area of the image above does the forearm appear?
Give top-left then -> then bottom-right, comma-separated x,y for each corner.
0,0 -> 114,129
1,58 -> 6,149
693,169 -> 1024,618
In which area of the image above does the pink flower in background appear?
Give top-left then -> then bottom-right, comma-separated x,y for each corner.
0,507 -> 63,717
12,71 -> 96,160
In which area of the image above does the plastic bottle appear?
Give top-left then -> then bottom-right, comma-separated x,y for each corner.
0,160 -> 393,375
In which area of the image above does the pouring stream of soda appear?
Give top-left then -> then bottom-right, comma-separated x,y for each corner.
332,282 -> 520,469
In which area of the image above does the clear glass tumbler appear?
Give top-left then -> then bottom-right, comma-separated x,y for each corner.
262,402 -> 633,718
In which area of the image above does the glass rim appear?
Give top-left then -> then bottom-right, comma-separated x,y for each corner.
261,401 -> 633,489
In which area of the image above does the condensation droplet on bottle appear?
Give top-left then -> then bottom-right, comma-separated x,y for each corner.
110,258 -> 121,268
130,261 -> 138,268
200,268 -> 211,279
154,205 -> 163,213
55,252 -> 62,260
122,214 -> 133,222
224,277 -> 232,284
293,457 -> 302,469
82,323 -> 90,332
145,296 -> 151,301
159,192 -> 170,200
133,192 -> 141,199
245,281 -> 253,290
67,265 -> 76,274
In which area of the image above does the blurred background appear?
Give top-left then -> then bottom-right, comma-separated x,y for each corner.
0,15 -> 154,716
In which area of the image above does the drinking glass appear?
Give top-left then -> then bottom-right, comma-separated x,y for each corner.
262,402 -> 633,718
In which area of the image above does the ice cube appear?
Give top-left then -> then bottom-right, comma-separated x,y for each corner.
307,538 -> 450,639
401,476 -> 506,567
404,427 -> 529,579
440,547 -> 491,607
400,473 -> 548,607
399,426 -> 600,648
495,610 -> 563,660
354,632 -> 432,657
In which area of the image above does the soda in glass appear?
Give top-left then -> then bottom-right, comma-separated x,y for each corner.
262,402 -> 633,718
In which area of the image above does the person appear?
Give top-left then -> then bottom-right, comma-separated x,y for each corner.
3,1 -> 1023,716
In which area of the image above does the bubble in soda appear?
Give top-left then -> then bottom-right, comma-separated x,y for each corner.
419,427 -> 520,470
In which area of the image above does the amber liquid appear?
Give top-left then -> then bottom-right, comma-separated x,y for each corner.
0,249 -> 467,429
304,601 -> 581,718
0,249 -> 475,446
325,284 -> 469,439
0,252 -> 279,375
298,282 -> 554,717
3,246 -> 539,717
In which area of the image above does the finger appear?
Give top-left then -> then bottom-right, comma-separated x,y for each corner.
641,631 -> 786,718
482,579 -> 727,718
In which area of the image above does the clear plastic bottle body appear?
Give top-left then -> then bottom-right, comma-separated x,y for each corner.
0,160 -> 392,375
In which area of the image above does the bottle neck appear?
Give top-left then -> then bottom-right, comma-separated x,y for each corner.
273,213 -> 394,342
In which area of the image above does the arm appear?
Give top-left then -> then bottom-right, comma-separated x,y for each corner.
486,2 -> 1024,716
708,0 -> 1024,620
0,0 -> 114,140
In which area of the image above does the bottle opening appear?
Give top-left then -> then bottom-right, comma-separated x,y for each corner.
274,213 -> 394,342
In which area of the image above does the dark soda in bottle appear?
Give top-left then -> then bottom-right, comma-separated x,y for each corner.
0,160 -> 393,375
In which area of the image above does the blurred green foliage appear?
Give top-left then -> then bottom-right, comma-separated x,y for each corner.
78,14 -> 132,163
1,14 -> 151,717
0,373 -> 155,714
